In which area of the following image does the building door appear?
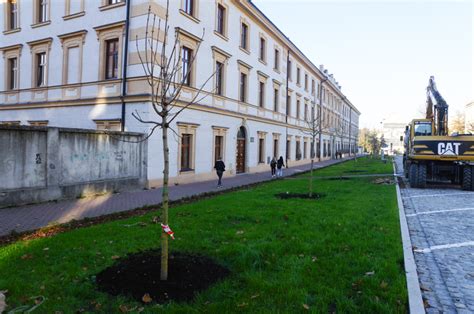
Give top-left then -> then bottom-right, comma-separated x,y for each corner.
236,126 -> 246,173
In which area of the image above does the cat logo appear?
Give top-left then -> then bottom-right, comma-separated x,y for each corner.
438,142 -> 461,156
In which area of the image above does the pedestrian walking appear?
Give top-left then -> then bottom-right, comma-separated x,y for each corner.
214,157 -> 225,188
276,156 -> 285,177
270,157 -> 277,178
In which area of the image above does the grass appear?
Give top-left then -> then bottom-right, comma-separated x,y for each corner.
0,158 -> 407,313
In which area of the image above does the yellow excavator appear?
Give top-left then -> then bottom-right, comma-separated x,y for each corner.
403,76 -> 474,190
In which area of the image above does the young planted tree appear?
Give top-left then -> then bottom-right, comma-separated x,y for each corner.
132,2 -> 217,280
333,116 -> 347,157
300,98 -> 328,197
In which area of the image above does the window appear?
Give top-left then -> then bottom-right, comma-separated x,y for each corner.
239,72 -> 247,102
28,120 -> 48,126
108,0 -> 124,4
286,140 -> 291,160
0,121 -> 20,126
296,67 -> 301,85
273,88 -> 279,112
259,81 -> 265,108
258,138 -> 265,163
105,39 -> 119,79
58,31 -> 87,85
305,74 -> 308,90
240,22 -> 248,51
35,52 -> 47,87
274,49 -> 279,70
259,37 -> 266,62
65,0 -> 83,16
273,138 -> 279,158
215,61 -> 223,96
7,57 -> 18,90
312,79 -> 315,95
216,4 -> 226,35
296,99 -> 300,119
37,0 -> 48,23
181,46 -> 193,86
296,140 -> 301,160
183,0 -> 194,16
95,119 -> 121,131
214,135 -> 223,162
181,134 -> 193,171
304,141 -> 308,159
414,122 -> 432,136
7,0 -> 18,30
66,47 -> 80,84
304,103 -> 308,121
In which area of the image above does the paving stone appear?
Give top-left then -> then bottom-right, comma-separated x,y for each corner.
395,156 -> 474,313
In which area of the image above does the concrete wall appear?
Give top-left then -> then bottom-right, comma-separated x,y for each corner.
0,125 -> 147,207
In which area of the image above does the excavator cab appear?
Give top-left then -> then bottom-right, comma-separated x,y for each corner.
412,119 -> 433,137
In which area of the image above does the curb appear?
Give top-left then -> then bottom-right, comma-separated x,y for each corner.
393,161 -> 425,314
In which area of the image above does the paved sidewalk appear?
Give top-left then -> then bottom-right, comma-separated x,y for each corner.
0,157 -> 354,236
395,156 -> 474,313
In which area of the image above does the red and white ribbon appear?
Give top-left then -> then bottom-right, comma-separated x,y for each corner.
161,223 -> 175,239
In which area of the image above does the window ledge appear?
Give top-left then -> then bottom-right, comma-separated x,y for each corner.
214,31 -> 228,41
258,59 -> 267,66
179,10 -> 200,23
179,169 -> 195,174
3,28 -> 21,35
273,68 -> 280,74
63,11 -> 86,20
4,90 -> 19,94
31,21 -> 51,28
239,47 -> 250,55
30,86 -> 48,91
99,2 -> 126,11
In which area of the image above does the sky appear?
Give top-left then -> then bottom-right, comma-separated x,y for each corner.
252,0 -> 473,128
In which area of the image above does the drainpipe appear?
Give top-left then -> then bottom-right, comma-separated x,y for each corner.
285,50 -> 290,168
120,0 -> 131,132
318,78 -> 327,162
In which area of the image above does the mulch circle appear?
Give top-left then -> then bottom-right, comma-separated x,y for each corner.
327,177 -> 352,181
275,192 -> 323,199
96,250 -> 230,304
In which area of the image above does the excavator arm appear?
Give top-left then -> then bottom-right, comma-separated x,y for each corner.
426,76 -> 449,136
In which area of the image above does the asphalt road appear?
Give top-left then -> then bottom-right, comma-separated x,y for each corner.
395,156 -> 474,313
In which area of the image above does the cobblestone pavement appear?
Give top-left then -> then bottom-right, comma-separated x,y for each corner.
395,156 -> 474,313
0,157 -> 354,237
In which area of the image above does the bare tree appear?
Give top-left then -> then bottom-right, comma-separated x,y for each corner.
300,98 -> 328,197
333,116 -> 347,157
132,2 -> 217,281
450,111 -> 465,134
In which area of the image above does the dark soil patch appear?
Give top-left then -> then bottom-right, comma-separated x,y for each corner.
275,193 -> 323,200
96,250 -> 230,304
327,177 -> 352,181
344,170 -> 368,173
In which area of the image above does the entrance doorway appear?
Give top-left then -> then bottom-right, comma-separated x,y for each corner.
236,126 -> 246,173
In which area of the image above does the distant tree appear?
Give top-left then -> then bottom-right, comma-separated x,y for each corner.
450,111 -> 465,134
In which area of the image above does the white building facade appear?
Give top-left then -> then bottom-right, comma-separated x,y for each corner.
0,0 -> 360,187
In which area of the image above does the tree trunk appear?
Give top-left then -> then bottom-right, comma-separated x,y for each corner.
160,122 -> 170,281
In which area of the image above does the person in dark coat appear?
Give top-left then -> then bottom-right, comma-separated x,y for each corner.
276,156 -> 285,177
270,157 -> 277,178
214,157 -> 226,188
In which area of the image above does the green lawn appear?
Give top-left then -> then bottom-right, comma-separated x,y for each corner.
0,158 -> 407,313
